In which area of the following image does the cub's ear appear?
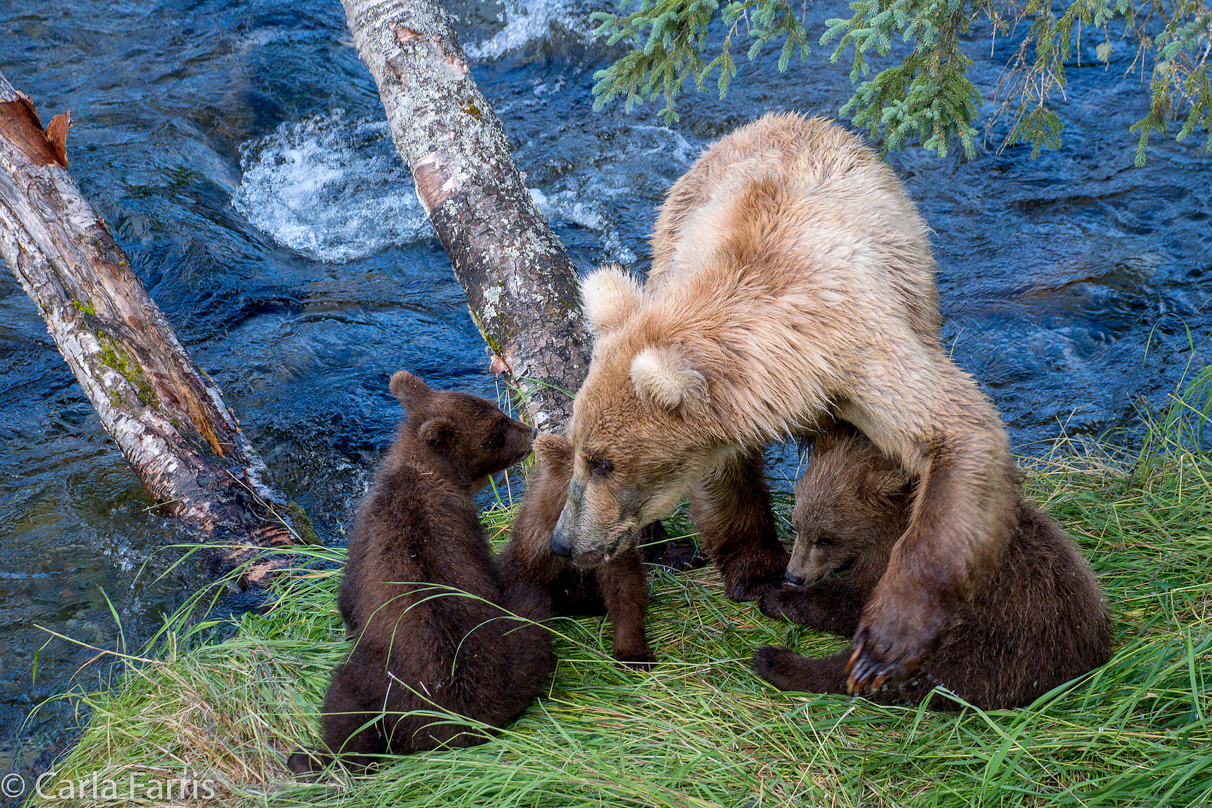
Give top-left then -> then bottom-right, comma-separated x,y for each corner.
533,433 -> 573,468
581,264 -> 642,338
858,458 -> 912,505
811,421 -> 855,456
390,371 -> 431,411
630,346 -> 708,414
418,416 -> 456,449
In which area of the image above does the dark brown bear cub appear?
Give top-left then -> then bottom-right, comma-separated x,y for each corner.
754,428 -> 1111,710
498,434 -> 654,668
288,371 -> 554,773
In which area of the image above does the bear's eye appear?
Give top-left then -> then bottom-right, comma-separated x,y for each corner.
815,536 -> 834,547
586,454 -> 612,477
482,420 -> 507,448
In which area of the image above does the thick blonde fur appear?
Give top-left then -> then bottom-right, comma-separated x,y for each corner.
582,264 -> 643,338
630,346 -> 708,412
556,114 -> 1019,691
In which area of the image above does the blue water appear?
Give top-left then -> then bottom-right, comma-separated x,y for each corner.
0,0 -> 1209,799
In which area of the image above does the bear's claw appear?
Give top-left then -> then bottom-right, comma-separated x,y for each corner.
845,578 -> 957,693
845,628 -> 921,694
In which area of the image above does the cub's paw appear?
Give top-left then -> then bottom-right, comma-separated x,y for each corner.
640,524 -> 708,572
287,750 -> 329,775
752,645 -> 800,690
721,544 -> 791,602
615,649 -> 657,671
724,571 -> 785,603
758,586 -> 803,621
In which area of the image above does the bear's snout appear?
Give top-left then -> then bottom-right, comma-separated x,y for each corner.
550,526 -> 572,558
784,570 -> 806,586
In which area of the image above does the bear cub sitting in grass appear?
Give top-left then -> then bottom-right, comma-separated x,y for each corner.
754,426 -> 1111,710
288,371 -> 554,773
498,433 -> 654,668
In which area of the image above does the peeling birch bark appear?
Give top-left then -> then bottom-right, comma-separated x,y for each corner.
341,0 -> 591,431
0,71 -> 300,583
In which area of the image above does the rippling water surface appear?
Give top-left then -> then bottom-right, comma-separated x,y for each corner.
0,0 -> 1209,797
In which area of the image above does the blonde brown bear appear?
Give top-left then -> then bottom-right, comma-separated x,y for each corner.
551,113 -> 1020,692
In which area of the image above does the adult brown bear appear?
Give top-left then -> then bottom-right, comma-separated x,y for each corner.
551,113 -> 1020,692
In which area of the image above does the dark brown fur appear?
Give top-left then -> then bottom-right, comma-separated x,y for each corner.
754,429 -> 1111,710
498,434 -> 655,668
686,448 -> 789,601
288,372 -> 554,773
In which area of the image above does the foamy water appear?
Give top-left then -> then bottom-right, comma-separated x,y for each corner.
464,0 -> 591,60
232,112 -> 430,263
234,107 -> 699,269
233,1 -> 693,267
522,122 -> 700,266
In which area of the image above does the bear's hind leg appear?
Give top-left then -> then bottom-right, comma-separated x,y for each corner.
688,449 -> 788,601
501,583 -> 558,690
314,656 -> 389,773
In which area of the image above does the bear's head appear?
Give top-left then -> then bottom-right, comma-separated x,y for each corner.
552,266 -> 730,568
388,370 -> 536,489
786,427 -> 913,585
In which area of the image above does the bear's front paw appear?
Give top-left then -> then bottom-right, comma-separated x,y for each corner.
615,649 -> 657,671
846,595 -> 954,693
758,586 -> 802,620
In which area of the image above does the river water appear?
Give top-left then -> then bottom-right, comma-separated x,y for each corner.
0,0 -> 1209,798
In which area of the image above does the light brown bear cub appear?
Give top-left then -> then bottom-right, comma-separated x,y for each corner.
553,112 -> 1020,692
754,428 -> 1111,709
499,433 -> 654,668
288,372 -> 554,773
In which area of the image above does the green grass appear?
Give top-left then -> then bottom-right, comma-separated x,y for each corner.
29,427 -> 1212,807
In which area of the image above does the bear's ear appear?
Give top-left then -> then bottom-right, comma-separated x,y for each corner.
533,433 -> 572,467
630,346 -> 708,414
858,458 -> 912,504
418,416 -> 456,449
390,371 -> 430,411
581,264 -> 642,338
812,421 -> 855,456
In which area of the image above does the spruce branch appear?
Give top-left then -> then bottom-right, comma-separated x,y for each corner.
591,0 -> 1212,160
